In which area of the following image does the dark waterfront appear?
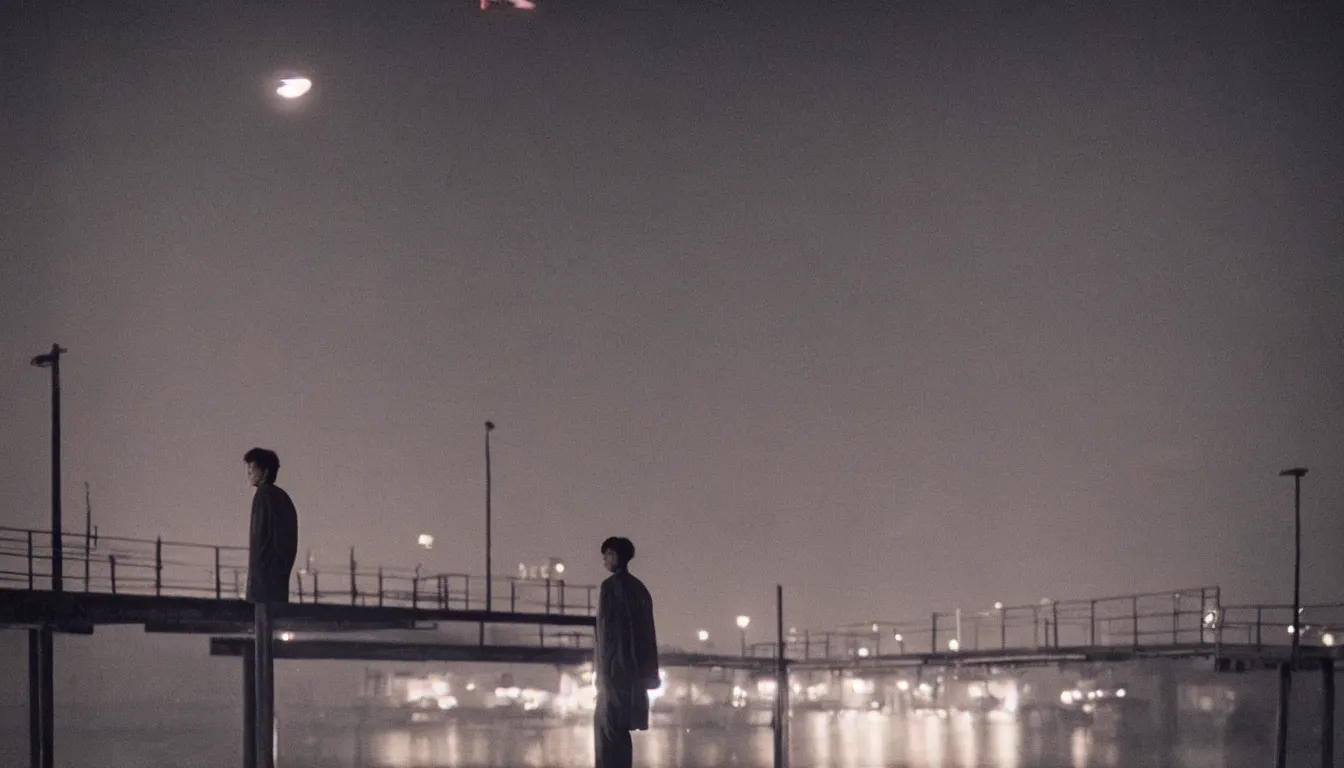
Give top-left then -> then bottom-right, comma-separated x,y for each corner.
0,705 -> 1332,768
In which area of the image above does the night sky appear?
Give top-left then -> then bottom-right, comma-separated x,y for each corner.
2,0 -> 1342,659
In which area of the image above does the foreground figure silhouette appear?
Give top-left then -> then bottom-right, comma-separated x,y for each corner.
244,448 -> 299,603
244,447 -> 298,768
594,536 -> 659,768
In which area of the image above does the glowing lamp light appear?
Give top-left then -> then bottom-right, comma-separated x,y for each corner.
948,639 -> 960,652
276,76 -> 312,99
418,534 -> 434,549
893,633 -> 903,642
736,615 -> 751,630
993,601 -> 1003,611
1323,632 -> 1336,647
896,680 -> 910,692
697,629 -> 710,642
553,562 -> 565,574
857,647 -> 870,658
871,623 -> 880,633
279,632 -> 294,642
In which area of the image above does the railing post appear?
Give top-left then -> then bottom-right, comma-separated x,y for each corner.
313,571 -> 320,603
545,578 -> 553,615
412,575 -> 419,610
558,580 -> 566,615
586,586 -> 592,615
1086,600 -> 1096,646
26,530 -> 34,589
511,581 -> 517,613
1000,608 -> 1006,649
154,536 -> 163,595
930,613 -> 938,654
214,546 -> 222,599
1051,602 -> 1059,647
296,572 -> 304,604
1132,596 -> 1139,647
1256,607 -> 1263,650
1171,593 -> 1179,643
377,568 -> 384,607
109,554 -> 117,594
349,547 -> 357,606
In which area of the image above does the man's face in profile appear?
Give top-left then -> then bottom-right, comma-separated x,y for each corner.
246,462 -> 266,487
602,548 -> 619,573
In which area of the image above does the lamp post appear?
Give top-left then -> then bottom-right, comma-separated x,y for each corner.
1279,467 -> 1307,665
29,344 -> 66,593
1273,467 -> 1307,768
736,615 -> 751,656
29,343 -> 65,768
485,421 -> 495,612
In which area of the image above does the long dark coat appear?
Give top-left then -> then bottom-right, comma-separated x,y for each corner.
246,483 -> 298,603
594,568 -> 659,732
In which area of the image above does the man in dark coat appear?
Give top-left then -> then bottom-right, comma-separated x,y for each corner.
244,447 -> 299,604
244,447 -> 298,768
594,536 -> 658,768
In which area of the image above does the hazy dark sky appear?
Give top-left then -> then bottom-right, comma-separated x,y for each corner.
2,0 -> 1342,650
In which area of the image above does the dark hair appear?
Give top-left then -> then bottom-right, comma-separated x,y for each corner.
243,448 -> 280,482
600,536 -> 635,566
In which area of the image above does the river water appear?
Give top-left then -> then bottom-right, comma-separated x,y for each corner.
0,708 -> 1319,767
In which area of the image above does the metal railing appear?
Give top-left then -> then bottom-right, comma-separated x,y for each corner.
1218,602 -> 1343,652
0,525 -> 597,616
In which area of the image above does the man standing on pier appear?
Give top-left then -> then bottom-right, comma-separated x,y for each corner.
244,447 -> 298,768
245,447 -> 299,604
594,536 -> 659,768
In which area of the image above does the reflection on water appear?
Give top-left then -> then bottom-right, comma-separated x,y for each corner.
340,712 -> 1275,768
0,710 -> 1316,768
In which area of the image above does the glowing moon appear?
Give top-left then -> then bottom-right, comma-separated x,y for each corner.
276,77 -> 312,99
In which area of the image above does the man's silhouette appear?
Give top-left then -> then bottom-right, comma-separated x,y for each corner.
244,447 -> 298,603
594,536 -> 658,768
243,447 -> 298,768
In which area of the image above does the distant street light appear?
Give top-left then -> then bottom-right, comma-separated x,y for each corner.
418,534 -> 434,550
697,629 -> 710,643
275,76 -> 312,99
993,601 -> 1003,611
736,615 -> 750,656
948,639 -> 961,652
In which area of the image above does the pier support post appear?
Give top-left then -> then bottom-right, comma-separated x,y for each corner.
1273,663 -> 1291,768
28,629 -> 40,768
254,603 -> 276,768
1322,662 -> 1335,768
1155,662 -> 1178,760
39,625 -> 54,768
243,642 -> 256,768
774,584 -> 788,768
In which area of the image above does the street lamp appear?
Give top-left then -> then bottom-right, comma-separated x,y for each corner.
29,344 -> 67,593
697,629 -> 710,643
893,632 -> 905,654
736,615 -> 751,656
1279,467 -> 1307,666
485,421 -> 495,612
